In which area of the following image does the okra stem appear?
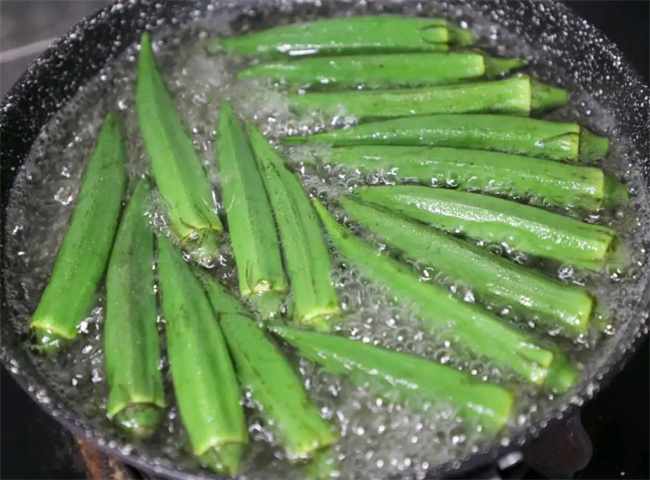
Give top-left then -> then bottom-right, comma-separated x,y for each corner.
207,16 -> 471,58
157,237 -> 247,473
105,180 -> 165,437
287,76 -> 567,120
356,186 -> 620,271
220,314 -> 338,459
313,199 -> 576,392
246,124 -> 341,328
272,326 -> 515,432
320,146 -> 626,211
237,52 -> 525,89
341,197 -> 593,337
217,102 -> 288,319
136,33 -> 222,254
31,114 -> 126,350
283,114 -> 609,162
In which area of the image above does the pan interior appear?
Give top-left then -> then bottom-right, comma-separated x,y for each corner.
2,1 -> 649,479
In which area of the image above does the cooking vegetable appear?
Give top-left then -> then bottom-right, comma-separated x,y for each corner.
287,76 -> 567,120
272,326 -> 514,432
137,33 -> 222,255
217,102 -> 288,319
237,52 -> 525,89
247,124 -> 341,328
207,16 -> 473,58
356,186 -> 619,270
157,236 -> 246,473
319,146 -> 628,211
283,114 -> 609,162
200,272 -> 249,316
105,180 -> 164,437
31,114 -> 126,351
220,314 -> 338,459
313,199 -> 577,392
341,197 -> 593,336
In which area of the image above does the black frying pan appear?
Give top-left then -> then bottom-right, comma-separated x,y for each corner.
1,1 -> 648,478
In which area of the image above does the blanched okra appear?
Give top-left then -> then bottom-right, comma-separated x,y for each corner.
207,16 -> 472,58
237,52 -> 525,89
217,102 -> 288,319
321,146 -> 628,211
220,315 -> 338,459
246,124 -> 341,328
287,76 -> 567,120
31,114 -> 126,350
105,180 -> 164,437
136,33 -> 222,253
342,197 -> 593,337
283,114 -> 609,162
273,326 -> 514,432
313,200 -> 577,392
356,186 -> 619,271
157,237 -> 246,473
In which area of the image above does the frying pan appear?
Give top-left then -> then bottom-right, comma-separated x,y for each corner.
1,1 -> 648,478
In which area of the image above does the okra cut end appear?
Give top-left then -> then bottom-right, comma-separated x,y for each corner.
579,128 -> 609,161
602,175 -> 630,210
447,26 -> 474,46
298,309 -> 344,332
113,404 -> 164,439
530,78 -> 569,112
250,290 -> 287,321
199,441 -> 246,474
32,322 -> 74,353
544,352 -> 579,393
484,56 -> 527,76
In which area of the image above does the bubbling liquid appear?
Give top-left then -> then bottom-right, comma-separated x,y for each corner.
3,5 -> 650,480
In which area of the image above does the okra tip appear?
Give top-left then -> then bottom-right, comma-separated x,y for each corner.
203,37 -> 223,55
579,128 -> 609,161
113,404 -> 163,439
530,78 -> 570,111
544,352 -> 579,393
31,320 -> 74,353
602,175 -> 630,209
447,25 -> 474,46
199,442 -> 246,474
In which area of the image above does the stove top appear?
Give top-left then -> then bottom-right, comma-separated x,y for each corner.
1,1 -> 648,479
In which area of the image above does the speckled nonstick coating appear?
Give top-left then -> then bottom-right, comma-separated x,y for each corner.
1,1 -> 648,479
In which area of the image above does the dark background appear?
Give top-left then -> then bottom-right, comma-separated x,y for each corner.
1,1 -> 648,479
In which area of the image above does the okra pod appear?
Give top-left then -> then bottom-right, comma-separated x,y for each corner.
284,114 -> 609,162
313,200 -> 577,392
287,76 -> 567,120
200,272 -> 249,317
341,197 -> 593,336
357,186 -> 619,270
217,102 -> 288,319
105,180 -> 165,437
157,237 -> 247,473
237,52 -> 525,89
273,326 -> 514,432
31,114 -> 126,350
246,124 -> 341,328
137,33 -> 222,253
208,16 -> 472,58
220,314 -> 338,459
321,146 -> 628,211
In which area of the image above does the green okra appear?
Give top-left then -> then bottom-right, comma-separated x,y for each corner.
157,236 -> 247,474
237,52 -> 525,89
207,16 -> 472,58
273,326 -> 514,432
313,199 -> 577,392
246,124 -> 341,328
200,272 -> 249,317
287,76 -> 567,120
137,33 -> 222,254
341,197 -> 593,337
217,102 -> 288,319
31,114 -> 126,351
104,180 -> 165,438
283,114 -> 609,163
220,314 -> 338,459
357,186 -> 619,271
320,146 -> 628,211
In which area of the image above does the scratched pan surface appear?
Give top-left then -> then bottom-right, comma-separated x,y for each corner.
0,1 -> 648,479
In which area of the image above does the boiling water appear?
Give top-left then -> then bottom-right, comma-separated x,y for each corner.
4,5 -> 650,480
